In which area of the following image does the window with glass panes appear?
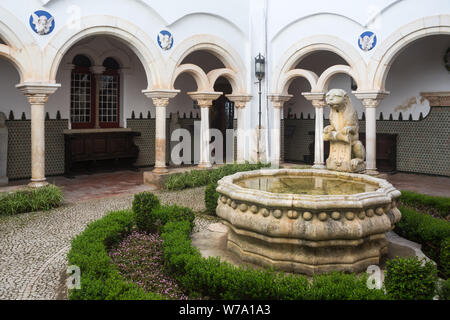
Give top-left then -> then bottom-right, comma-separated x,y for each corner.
71,55 -> 94,128
99,58 -> 120,127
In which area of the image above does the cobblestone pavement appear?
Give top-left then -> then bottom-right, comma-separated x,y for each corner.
0,187 -> 207,300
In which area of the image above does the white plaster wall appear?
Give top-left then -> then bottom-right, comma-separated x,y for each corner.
0,58 -> 28,118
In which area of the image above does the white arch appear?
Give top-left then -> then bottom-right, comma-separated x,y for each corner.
207,68 -> 243,93
172,64 -> 210,91
278,69 -> 319,94
316,65 -> 358,93
43,16 -> 164,89
0,6 -> 37,81
166,34 -> 247,91
272,35 -> 368,94
369,15 -> 450,90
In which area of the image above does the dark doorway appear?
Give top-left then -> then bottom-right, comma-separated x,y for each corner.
212,79 -> 234,162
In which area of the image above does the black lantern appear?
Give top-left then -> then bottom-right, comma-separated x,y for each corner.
255,53 -> 265,81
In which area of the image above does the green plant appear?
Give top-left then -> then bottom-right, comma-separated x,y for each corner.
204,182 -> 219,215
0,185 -> 63,216
440,238 -> 450,278
150,204 -> 195,233
132,192 -> 160,232
400,190 -> 450,218
396,206 -> 450,276
67,210 -> 161,300
164,163 -> 270,191
438,278 -> 450,300
384,256 -> 438,300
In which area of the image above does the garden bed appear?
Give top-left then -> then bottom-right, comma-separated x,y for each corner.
67,191 -> 447,300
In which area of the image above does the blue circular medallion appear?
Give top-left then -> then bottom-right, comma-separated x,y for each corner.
157,30 -> 174,51
358,31 -> 377,52
29,10 -> 55,35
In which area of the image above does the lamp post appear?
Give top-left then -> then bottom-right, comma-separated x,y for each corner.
255,53 -> 265,162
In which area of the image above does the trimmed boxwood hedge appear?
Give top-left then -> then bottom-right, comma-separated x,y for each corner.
0,185 -> 63,216
67,210 -> 162,300
396,205 -> 450,278
400,190 -> 450,219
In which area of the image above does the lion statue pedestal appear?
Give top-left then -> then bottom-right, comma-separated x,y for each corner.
324,89 -> 366,173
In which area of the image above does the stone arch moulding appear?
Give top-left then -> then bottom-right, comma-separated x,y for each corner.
207,68 -> 244,93
43,16 -> 164,89
171,63 -> 210,91
166,34 -> 247,91
316,65 -> 358,93
272,35 -> 368,94
0,6 -> 38,82
277,69 -> 319,95
369,15 -> 450,91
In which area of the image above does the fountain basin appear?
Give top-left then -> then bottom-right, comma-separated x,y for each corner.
216,169 -> 402,275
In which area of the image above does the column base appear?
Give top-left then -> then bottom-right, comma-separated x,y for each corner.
153,166 -> 168,174
0,176 -> 8,186
312,164 -> 326,169
364,169 -> 379,176
28,179 -> 49,188
198,162 -> 212,169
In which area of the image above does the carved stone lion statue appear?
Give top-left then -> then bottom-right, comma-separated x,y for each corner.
324,89 -> 366,172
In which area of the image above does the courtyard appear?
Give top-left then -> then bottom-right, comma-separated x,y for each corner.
0,168 -> 448,300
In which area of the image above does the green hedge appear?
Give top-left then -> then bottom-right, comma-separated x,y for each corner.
396,206 -> 450,278
164,163 -> 270,191
67,210 -> 162,300
0,185 -> 63,216
400,190 -> 450,218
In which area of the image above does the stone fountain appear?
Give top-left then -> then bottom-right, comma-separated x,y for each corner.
215,89 -> 402,275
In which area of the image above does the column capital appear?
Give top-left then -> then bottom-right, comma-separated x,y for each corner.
16,83 -> 61,96
302,92 -> 326,108
188,91 -> 222,108
353,91 -> 390,108
143,89 -> 180,107
16,83 -> 60,103
90,65 -> 106,74
226,94 -> 252,108
268,94 -> 293,109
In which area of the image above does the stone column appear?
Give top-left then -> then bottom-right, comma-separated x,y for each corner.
90,66 -> 106,129
268,94 -> 293,167
188,92 -> 222,168
226,94 -> 252,164
354,91 -> 389,175
143,90 -> 179,174
0,112 -> 8,186
16,83 -> 60,188
303,93 -> 326,169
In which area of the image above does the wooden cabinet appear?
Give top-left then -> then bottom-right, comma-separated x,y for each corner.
64,130 -> 140,175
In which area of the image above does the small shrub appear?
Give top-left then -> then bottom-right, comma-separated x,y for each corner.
0,185 -> 63,216
204,182 -> 219,215
132,192 -> 160,232
440,238 -> 450,278
150,205 -> 195,233
438,279 -> 450,300
384,256 -> 438,300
